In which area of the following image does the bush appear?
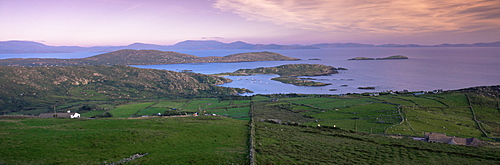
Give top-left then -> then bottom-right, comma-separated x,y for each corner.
92,112 -> 113,118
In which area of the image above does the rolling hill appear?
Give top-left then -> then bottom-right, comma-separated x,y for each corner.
0,50 -> 300,66
0,65 -> 250,114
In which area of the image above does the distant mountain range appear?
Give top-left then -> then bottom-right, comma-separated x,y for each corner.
1,40 -> 500,53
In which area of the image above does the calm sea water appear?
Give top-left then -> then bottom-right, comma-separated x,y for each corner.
2,47 -> 499,95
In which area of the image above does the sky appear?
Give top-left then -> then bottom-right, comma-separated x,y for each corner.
1,0 -> 499,46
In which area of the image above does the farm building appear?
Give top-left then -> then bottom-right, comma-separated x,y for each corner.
39,111 -> 80,119
422,132 -> 482,146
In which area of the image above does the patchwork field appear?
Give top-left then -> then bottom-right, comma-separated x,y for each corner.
1,87 -> 499,164
253,122 -> 500,164
255,92 -> 499,140
98,98 -> 252,120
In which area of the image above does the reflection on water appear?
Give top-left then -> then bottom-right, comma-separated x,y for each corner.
134,47 -> 500,95
4,47 -> 499,95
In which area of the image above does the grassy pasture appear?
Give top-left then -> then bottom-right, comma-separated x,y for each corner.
253,92 -> 499,139
473,105 -> 500,137
80,110 -> 106,117
286,97 -> 332,105
307,103 -> 400,133
205,107 -> 250,119
254,122 -> 500,165
388,107 -> 482,137
288,97 -> 376,109
109,102 -> 155,117
375,95 -> 416,106
251,95 -> 271,101
231,100 -> 252,105
1,89 -> 499,164
105,98 -> 251,120
151,100 -> 187,109
0,117 -> 248,165
136,107 -> 166,116
182,98 -> 231,110
399,96 -> 447,107
426,93 -> 469,107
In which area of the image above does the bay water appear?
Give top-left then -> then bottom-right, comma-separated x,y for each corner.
2,47 -> 499,95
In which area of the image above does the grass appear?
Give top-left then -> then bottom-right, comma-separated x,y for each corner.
251,92 -> 500,140
375,95 -> 416,106
0,117 -> 248,164
206,107 -> 250,118
229,107 -> 251,116
387,106 -> 484,137
425,93 -> 469,107
151,100 -> 188,109
231,100 -> 252,105
399,96 -> 447,107
109,102 -> 156,118
254,122 -> 500,164
252,95 -> 271,102
1,90 -> 500,164
136,107 -> 166,116
98,98 -> 253,120
80,110 -> 106,117
307,103 -> 400,133
182,98 -> 231,110
288,97 -> 376,109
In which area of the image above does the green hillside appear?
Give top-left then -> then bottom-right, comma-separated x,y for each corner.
0,65 -> 250,114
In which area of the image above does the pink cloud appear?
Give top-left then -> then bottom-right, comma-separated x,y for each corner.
214,0 -> 500,34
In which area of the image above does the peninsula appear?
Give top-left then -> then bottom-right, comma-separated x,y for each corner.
218,64 -> 343,86
348,55 -> 409,60
0,50 -> 300,67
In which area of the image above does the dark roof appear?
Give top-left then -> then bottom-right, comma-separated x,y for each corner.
467,138 -> 483,146
38,113 -> 77,118
424,132 -> 482,146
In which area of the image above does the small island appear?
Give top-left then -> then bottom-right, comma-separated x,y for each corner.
348,55 -> 408,60
348,57 -> 375,60
271,77 -> 332,86
220,64 -> 344,86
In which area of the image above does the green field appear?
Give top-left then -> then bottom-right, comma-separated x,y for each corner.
151,100 -> 188,109
1,87 -> 499,164
0,117 -> 248,164
253,122 -> 500,164
205,107 -> 251,119
308,103 -> 400,133
80,110 -> 106,117
109,102 -> 156,117
102,98 -> 252,120
136,107 -> 166,116
28,91 -> 497,139
182,98 -> 232,110
252,92 -> 500,139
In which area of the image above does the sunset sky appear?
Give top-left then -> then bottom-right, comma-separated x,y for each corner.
1,0 -> 499,46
